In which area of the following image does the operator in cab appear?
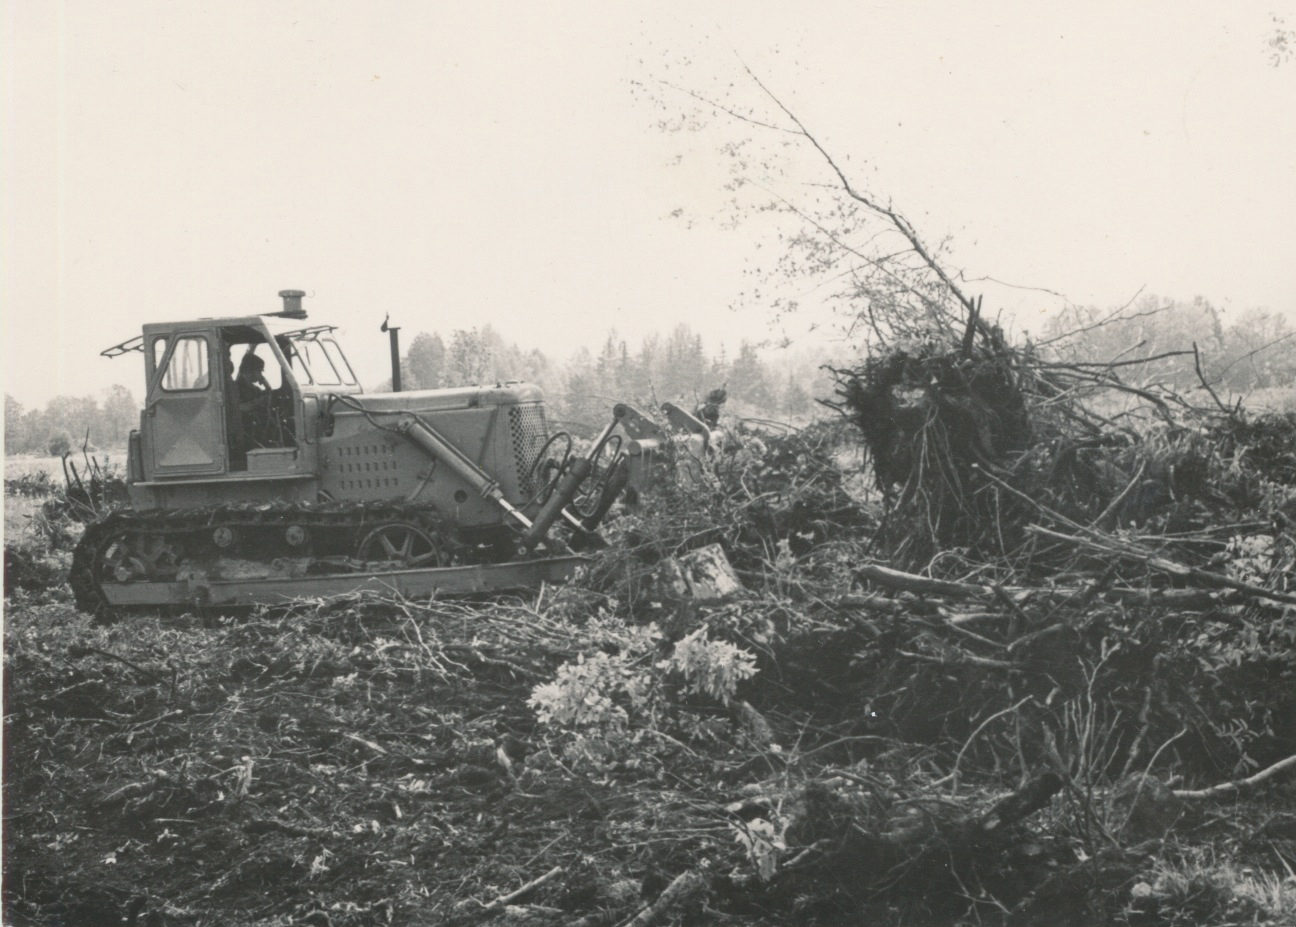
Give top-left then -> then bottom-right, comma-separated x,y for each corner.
236,352 -> 270,404
236,352 -> 272,444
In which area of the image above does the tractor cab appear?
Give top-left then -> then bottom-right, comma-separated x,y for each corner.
102,291 -> 361,488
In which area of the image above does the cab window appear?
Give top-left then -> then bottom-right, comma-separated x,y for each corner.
155,336 -> 210,391
294,338 -> 345,385
320,337 -> 357,385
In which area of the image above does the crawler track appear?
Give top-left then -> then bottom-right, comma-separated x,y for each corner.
70,501 -> 481,618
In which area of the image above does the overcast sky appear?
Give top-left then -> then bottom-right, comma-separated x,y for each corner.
4,1 -> 1294,410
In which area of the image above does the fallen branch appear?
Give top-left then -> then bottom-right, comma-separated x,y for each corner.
1173,754 -> 1296,800
856,563 -> 1153,610
874,771 -> 1063,846
481,865 -> 564,912
857,563 -> 989,599
1106,587 -> 1237,609
827,592 -> 913,614
896,648 -> 1021,671
1027,524 -> 1296,606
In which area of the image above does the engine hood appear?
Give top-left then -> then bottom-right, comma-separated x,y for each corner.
351,382 -> 545,414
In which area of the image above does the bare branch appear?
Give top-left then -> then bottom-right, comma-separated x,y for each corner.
735,56 -> 981,322
656,79 -> 799,135
1030,287 -> 1152,350
1192,342 -> 1233,416
1174,753 -> 1296,799
747,181 -> 948,323
1210,330 -> 1296,384
960,273 -> 1078,306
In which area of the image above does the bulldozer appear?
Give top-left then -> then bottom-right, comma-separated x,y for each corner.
71,290 -> 693,617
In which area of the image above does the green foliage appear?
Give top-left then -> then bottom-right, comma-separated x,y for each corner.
528,613 -> 760,768
732,814 -> 786,882
526,617 -> 662,764
659,628 -> 757,706
529,648 -> 656,733
1180,605 -> 1296,766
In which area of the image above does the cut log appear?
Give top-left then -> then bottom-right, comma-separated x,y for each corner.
659,544 -> 742,600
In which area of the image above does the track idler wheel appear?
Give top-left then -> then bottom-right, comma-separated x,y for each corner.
354,523 -> 445,570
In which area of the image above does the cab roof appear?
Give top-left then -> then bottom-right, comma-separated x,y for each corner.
140,315 -> 337,337
103,315 -> 338,357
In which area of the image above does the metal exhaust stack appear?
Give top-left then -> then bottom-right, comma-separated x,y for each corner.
381,316 -> 402,392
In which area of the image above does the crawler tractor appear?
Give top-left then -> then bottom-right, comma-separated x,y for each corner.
71,290 -> 684,616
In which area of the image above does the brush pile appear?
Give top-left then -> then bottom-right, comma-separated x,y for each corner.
813,320 -> 1296,767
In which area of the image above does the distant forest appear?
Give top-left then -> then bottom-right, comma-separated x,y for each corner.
3,323 -> 831,457
5,386 -> 139,460
5,297 -> 1294,458
381,325 -> 829,433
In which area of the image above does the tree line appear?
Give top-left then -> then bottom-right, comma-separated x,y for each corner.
386,323 -> 827,432
5,386 -> 139,458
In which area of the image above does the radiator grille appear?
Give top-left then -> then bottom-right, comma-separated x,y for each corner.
509,404 -> 548,497
331,442 -> 399,493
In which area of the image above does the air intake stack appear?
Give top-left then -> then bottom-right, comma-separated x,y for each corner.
277,289 -> 307,319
